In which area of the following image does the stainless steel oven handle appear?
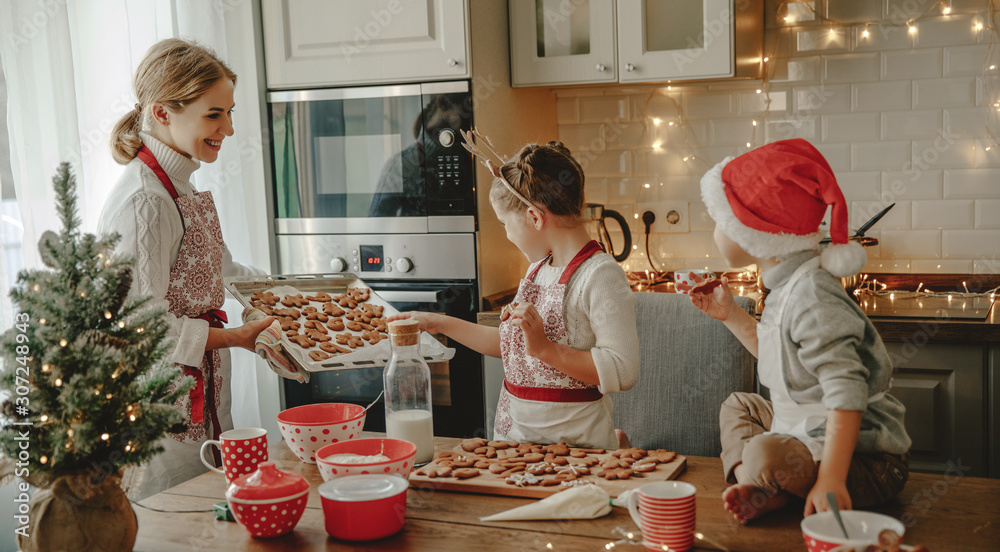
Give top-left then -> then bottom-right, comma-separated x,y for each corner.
373,290 -> 441,304
267,84 -> 421,103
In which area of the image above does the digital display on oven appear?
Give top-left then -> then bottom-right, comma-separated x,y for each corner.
360,245 -> 384,272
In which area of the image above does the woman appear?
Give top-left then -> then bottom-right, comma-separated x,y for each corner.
98,38 -> 272,499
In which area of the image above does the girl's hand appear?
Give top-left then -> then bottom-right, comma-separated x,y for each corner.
385,311 -> 445,334
508,303 -> 550,359
688,276 -> 734,321
804,476 -> 852,517
233,315 -> 274,351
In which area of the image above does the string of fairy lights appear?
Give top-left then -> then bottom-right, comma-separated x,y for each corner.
621,0 -> 1000,277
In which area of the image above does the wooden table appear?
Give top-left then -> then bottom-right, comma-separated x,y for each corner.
134,434 -> 1000,551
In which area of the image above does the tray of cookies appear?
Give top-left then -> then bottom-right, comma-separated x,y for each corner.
407,439 -> 686,499
224,273 -> 454,372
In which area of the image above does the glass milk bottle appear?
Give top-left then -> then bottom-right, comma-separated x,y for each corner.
383,318 -> 434,465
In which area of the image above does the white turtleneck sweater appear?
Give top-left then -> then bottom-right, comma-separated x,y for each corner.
97,133 -> 262,367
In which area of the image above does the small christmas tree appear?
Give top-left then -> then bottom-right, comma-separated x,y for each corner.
0,163 -> 193,488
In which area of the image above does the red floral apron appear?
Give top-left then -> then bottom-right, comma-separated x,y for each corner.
137,146 -> 227,446
496,240 -> 617,449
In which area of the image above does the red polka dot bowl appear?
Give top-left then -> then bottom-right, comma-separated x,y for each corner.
277,403 -> 366,464
226,461 -> 309,539
316,438 -> 417,482
801,510 -> 905,552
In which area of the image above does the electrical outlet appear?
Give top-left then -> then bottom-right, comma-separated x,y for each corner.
645,201 -> 689,233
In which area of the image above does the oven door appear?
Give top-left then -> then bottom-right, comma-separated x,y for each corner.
281,280 -> 485,438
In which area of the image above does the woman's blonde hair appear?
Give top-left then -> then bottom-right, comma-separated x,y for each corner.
109,38 -> 237,165
492,141 -> 586,221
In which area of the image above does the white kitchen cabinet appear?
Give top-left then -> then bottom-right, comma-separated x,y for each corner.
261,0 -> 470,89
509,0 -> 762,87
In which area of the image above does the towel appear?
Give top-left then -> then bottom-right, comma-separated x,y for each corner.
480,485 -> 612,521
243,306 -> 308,383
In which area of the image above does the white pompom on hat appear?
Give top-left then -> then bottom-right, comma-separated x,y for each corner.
700,138 -> 867,277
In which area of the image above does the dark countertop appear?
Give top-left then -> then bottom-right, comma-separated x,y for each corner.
480,272 -> 1000,344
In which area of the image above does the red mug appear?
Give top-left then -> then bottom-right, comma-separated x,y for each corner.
626,481 -> 698,552
200,427 -> 268,483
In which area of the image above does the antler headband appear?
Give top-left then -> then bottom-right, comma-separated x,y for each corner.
461,128 -> 539,211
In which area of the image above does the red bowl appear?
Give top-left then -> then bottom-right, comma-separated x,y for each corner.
228,490 -> 309,538
316,438 -> 417,481
319,475 -> 409,541
801,511 -> 905,552
277,403 -> 366,464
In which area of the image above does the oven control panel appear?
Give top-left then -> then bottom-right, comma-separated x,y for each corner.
275,233 -> 477,280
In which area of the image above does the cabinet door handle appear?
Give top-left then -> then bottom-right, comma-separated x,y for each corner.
447,58 -> 459,67
625,63 -> 635,72
595,63 -> 606,72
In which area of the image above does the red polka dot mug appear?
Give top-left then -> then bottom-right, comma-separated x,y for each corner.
200,427 -> 269,483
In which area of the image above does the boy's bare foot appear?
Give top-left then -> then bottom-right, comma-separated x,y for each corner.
722,484 -> 788,524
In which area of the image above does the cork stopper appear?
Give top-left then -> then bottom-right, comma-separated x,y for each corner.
388,318 -> 420,346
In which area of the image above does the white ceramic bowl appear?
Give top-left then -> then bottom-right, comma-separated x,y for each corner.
801,511 -> 905,552
316,438 -> 417,481
277,403 -> 366,464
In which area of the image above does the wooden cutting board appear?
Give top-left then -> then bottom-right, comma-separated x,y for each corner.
408,446 -> 687,499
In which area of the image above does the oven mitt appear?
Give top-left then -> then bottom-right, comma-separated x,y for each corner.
242,306 -> 309,384
479,485 -> 612,521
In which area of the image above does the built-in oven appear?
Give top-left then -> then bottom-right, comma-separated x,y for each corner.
266,81 -> 484,438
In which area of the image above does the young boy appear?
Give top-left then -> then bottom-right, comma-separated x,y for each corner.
690,139 -> 911,522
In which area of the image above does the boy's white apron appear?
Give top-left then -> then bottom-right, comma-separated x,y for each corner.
495,241 -> 616,450
757,256 -> 883,461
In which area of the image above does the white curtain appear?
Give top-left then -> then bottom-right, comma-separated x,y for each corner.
0,0 -> 277,471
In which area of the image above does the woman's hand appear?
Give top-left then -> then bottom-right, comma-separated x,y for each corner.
804,475 -> 852,517
229,315 -> 274,352
507,302 -> 550,359
688,276 -> 735,321
385,311 -> 446,334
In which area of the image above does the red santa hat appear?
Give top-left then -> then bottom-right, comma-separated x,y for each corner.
700,138 -> 867,277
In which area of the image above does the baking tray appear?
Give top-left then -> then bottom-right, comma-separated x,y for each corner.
224,273 -> 454,372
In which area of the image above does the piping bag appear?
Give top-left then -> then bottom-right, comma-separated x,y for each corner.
243,306 -> 308,383
480,485 -> 612,521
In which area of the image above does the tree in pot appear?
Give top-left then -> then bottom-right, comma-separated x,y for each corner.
0,163 -> 193,552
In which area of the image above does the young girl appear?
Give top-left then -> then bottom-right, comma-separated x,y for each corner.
690,139 -> 910,522
98,38 -> 272,499
389,131 -> 639,449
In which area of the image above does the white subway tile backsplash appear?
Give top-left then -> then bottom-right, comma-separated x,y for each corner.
824,53 -> 880,83
911,200 -> 976,229
827,0 -> 883,22
796,83 -> 852,113
814,142 -> 852,172
838,171 -> 881,200
578,151 -> 631,177
646,93 -> 680,119
712,119 -> 761,146
943,44 -> 991,77
683,93 -> 736,119
647,176 -> 704,202
881,49 -> 943,80
853,141 -> 910,171
882,170 -> 944,200
689,202 -> 715,231
606,179 -> 643,204
636,150 -> 703,178
974,139 -> 1000,168
913,14 -> 980,48
975,200 -> 1000,228
766,117 -> 819,142
739,89 -> 789,114
882,110 -> 943,140
911,138 -> 977,169
942,230 -> 1000,258
863,259 -> 911,273
773,57 -> 821,82
884,0 -> 935,25
854,24 -> 911,52
796,27 -> 849,53
578,96 -> 630,122
557,98 -> 579,124
944,107 -> 991,137
852,201 -> 911,230
663,120 -> 711,146
879,230 -> 942,259
585,179 -> 608,204
853,81 -> 913,111
974,259 -> 1000,273
559,123 -> 647,151
913,76 -> 979,109
911,259 -> 974,272
944,168 -> 1000,198
823,112 -> 880,142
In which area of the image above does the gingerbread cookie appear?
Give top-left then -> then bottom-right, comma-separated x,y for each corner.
281,294 -> 310,308
319,341 -> 352,355
303,320 -> 328,333
362,330 -> 383,344
305,328 -> 331,343
309,350 -> 331,362
500,301 -> 519,322
273,307 -> 301,319
323,302 -> 345,317
327,318 -> 346,332
460,438 -> 488,452
305,292 -> 332,302
452,468 -> 480,480
348,287 -> 370,302
302,307 -> 329,322
288,334 -> 316,348
251,291 -> 280,306
278,317 -> 300,332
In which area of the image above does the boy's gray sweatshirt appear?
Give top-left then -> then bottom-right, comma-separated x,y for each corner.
762,250 -> 911,456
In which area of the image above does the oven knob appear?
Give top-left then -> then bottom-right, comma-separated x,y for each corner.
438,128 -> 455,148
395,257 -> 414,273
329,257 -> 347,272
